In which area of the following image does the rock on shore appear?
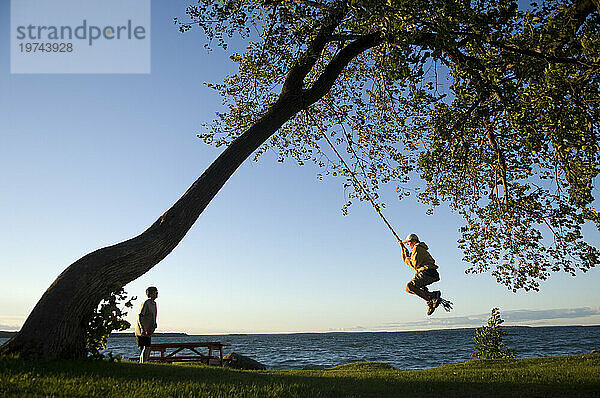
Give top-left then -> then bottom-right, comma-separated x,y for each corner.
223,353 -> 266,370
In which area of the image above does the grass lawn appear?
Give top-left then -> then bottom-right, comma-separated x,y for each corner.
1,353 -> 599,397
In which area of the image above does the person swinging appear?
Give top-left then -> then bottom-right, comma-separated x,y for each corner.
309,116 -> 452,314
400,233 -> 442,315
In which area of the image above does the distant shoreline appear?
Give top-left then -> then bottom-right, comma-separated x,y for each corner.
0,331 -> 189,338
1,325 -> 599,339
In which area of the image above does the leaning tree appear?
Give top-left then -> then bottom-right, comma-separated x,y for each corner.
2,0 -> 599,359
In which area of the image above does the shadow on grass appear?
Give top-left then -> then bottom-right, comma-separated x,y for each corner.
1,354 -> 599,397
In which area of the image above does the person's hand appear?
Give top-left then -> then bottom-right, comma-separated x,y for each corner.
400,244 -> 408,256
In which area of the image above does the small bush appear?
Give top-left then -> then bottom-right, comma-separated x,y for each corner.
85,286 -> 136,358
473,307 -> 515,359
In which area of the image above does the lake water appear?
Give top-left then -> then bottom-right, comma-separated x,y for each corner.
1,326 -> 598,370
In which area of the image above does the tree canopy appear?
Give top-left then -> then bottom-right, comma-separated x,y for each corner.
177,0 -> 600,291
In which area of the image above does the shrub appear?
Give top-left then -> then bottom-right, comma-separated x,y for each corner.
473,307 -> 515,359
85,286 -> 136,358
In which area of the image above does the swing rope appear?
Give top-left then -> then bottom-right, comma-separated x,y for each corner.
306,109 -> 453,312
306,109 -> 403,245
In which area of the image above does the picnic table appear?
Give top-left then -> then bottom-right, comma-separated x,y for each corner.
146,341 -> 231,365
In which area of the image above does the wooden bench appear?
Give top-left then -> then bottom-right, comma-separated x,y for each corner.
144,342 -> 231,365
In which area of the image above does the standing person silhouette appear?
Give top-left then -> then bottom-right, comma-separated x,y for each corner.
401,234 -> 442,315
135,286 -> 158,363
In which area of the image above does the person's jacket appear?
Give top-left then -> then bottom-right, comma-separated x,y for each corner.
403,242 -> 438,272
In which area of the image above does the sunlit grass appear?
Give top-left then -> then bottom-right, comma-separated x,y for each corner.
1,353 -> 598,397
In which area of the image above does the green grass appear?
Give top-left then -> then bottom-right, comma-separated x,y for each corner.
1,353 -> 599,397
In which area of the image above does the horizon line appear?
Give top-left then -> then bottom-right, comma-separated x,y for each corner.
2,323 -> 599,337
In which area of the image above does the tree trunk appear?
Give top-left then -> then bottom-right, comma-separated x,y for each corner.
0,3 -> 381,357
0,95 -> 303,359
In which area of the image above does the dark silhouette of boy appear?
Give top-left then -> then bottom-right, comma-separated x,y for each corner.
135,286 -> 158,363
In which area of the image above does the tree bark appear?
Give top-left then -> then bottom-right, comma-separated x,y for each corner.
0,3 -> 382,359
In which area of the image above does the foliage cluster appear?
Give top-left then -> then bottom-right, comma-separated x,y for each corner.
176,0 -> 600,291
473,307 -> 516,359
84,286 -> 136,359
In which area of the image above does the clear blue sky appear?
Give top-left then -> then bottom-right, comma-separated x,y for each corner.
1,1 -> 599,334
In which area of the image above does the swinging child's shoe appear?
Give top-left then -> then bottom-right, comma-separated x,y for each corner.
426,300 -> 435,315
427,291 -> 441,315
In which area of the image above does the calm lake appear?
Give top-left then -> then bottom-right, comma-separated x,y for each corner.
1,325 -> 598,370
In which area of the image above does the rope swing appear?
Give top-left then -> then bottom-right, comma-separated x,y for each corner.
308,110 -> 403,246
306,109 -> 453,313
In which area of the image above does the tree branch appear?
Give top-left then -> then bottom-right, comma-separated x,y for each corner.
281,1 -> 348,94
304,32 -> 383,105
548,0 -> 598,54
291,0 -> 330,10
484,119 -> 509,206
329,33 -> 364,42
264,0 -> 331,10
491,41 -> 599,67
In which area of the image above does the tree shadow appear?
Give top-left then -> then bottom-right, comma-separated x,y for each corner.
1,357 -> 599,397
